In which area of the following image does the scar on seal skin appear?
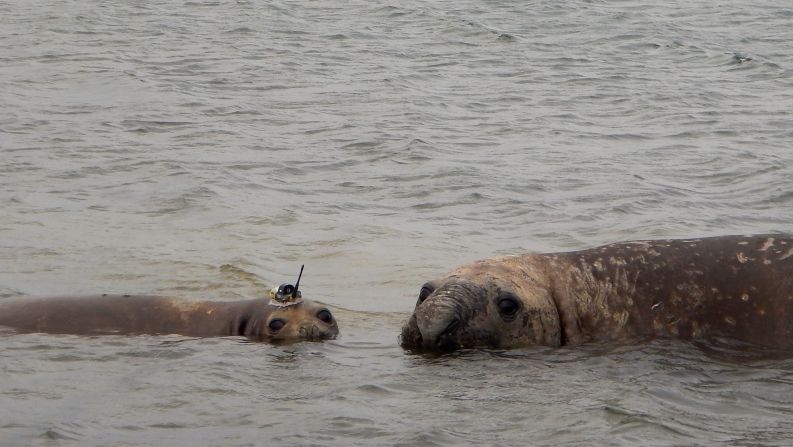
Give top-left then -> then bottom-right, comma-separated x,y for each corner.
401,234 -> 793,351
0,295 -> 338,342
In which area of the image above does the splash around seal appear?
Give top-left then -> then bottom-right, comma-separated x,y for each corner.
401,234 -> 793,352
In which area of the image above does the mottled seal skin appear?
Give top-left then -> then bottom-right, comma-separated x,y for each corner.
401,235 -> 793,351
0,295 -> 338,342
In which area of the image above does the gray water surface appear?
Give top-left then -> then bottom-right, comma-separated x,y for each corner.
2,0 -> 793,445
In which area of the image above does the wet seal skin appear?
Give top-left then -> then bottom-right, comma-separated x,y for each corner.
401,234 -> 793,352
0,295 -> 338,342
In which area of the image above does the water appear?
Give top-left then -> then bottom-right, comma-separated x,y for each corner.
1,0 -> 792,445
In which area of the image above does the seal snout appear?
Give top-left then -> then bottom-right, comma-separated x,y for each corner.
400,278 -> 489,351
297,321 -> 339,340
416,304 -> 462,350
414,283 -> 479,350
299,324 -> 324,340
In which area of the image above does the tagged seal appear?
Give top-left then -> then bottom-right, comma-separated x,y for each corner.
0,294 -> 337,342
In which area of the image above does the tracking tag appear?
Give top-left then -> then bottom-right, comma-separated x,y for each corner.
268,265 -> 305,307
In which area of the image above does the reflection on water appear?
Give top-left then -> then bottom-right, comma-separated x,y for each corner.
2,0 -> 793,444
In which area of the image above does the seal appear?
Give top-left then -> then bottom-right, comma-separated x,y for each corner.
401,234 -> 793,351
0,295 -> 339,342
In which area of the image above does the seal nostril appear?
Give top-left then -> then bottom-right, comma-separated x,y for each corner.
434,318 -> 460,346
433,318 -> 461,349
442,318 -> 460,337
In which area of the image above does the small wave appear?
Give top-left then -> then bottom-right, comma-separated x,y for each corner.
41,428 -> 79,441
119,119 -> 196,134
223,26 -> 255,35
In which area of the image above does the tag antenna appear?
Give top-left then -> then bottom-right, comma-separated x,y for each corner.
293,265 -> 304,298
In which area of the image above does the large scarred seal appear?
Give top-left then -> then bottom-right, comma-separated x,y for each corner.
0,295 -> 338,342
401,235 -> 793,351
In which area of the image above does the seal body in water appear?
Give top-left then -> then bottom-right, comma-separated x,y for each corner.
401,235 -> 793,351
0,295 -> 338,342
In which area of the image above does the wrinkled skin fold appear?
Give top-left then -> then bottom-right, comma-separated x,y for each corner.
401,234 -> 793,352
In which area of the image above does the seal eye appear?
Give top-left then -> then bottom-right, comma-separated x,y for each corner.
317,309 -> 333,324
268,319 -> 286,332
496,295 -> 520,319
418,283 -> 435,303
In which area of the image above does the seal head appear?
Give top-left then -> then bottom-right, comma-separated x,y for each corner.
251,299 -> 338,342
400,257 -> 561,351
